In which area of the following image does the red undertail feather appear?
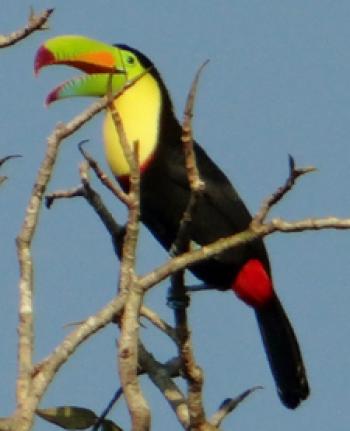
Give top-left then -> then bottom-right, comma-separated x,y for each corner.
232,259 -> 273,308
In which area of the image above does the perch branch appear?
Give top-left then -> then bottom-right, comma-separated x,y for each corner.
139,158 -> 350,294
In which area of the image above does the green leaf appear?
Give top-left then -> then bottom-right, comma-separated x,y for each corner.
36,406 -> 98,429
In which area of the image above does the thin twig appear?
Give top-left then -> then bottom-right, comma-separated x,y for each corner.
140,306 -> 178,343
0,155 -> 22,186
45,186 -> 84,207
254,155 -> 317,224
79,176 -> 126,259
78,140 -> 130,205
181,60 -> 209,190
92,388 -> 123,431
209,386 -> 262,427
0,8 -> 53,48
0,154 -> 22,168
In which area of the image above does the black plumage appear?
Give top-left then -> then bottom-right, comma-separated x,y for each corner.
120,49 -> 309,408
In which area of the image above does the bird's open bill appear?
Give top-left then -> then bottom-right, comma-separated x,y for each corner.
34,35 -> 137,105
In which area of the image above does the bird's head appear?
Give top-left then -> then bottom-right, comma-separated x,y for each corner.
34,35 -> 152,105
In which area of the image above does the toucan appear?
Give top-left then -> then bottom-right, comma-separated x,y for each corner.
34,35 -> 309,409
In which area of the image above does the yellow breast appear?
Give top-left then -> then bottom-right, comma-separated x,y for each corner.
103,73 -> 162,177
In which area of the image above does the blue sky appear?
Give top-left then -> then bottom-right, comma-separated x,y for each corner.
1,1 -> 350,430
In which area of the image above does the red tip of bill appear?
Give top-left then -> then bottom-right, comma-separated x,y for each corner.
34,45 -> 55,75
45,86 -> 61,106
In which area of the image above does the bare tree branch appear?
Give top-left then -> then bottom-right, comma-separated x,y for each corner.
15,106 -> 107,429
13,77 -> 148,431
0,9 -> 53,48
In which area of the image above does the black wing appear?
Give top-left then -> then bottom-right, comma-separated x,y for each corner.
141,132 -> 270,287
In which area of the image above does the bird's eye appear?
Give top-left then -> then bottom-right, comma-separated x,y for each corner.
126,55 -> 135,65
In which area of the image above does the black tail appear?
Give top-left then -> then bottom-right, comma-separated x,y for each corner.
255,295 -> 309,408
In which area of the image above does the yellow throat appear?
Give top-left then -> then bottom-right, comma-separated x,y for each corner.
103,73 -> 162,177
